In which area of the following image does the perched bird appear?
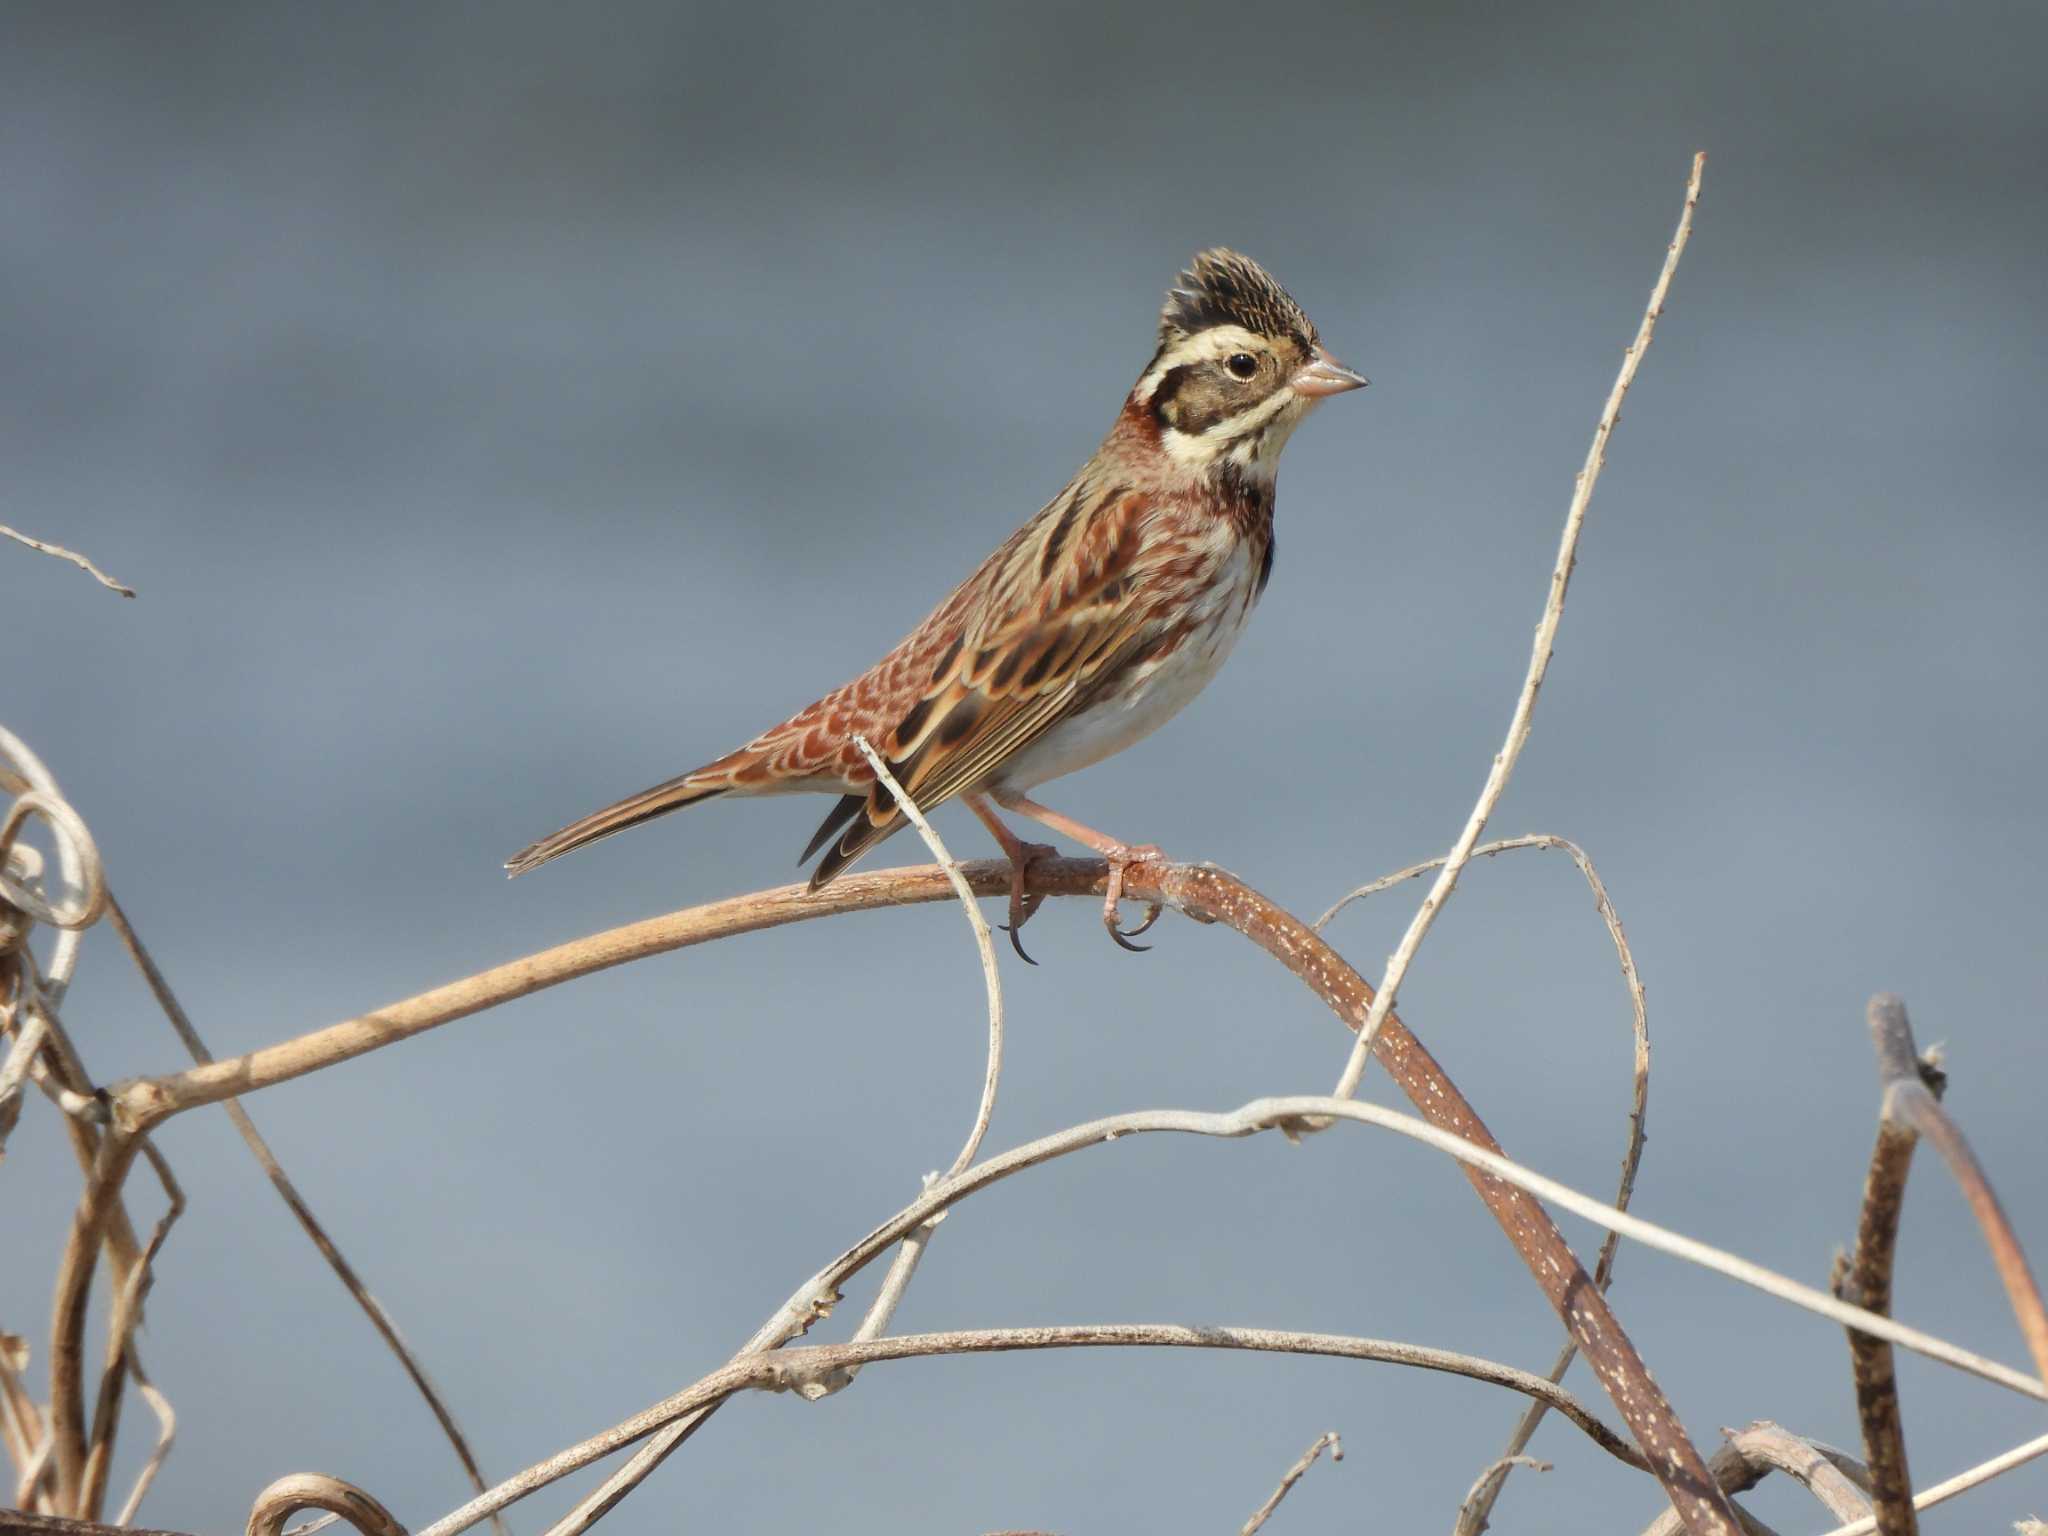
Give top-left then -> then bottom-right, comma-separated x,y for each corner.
507,249 -> 1366,958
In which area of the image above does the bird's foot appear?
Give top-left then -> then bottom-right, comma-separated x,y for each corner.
998,840 -> 1059,966
1101,843 -> 1166,953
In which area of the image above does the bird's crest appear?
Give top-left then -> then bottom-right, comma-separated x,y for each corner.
1159,248 -> 1316,351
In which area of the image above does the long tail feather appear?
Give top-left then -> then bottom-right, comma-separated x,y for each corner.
505,777 -> 727,877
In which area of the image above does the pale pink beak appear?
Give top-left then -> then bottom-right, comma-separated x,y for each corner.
1290,345 -> 1369,398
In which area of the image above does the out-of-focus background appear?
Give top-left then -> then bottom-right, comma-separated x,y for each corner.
6,3 -> 2045,1531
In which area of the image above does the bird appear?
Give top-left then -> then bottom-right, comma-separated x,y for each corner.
506,249 -> 1366,960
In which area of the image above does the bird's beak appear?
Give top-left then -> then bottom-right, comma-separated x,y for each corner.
1290,345 -> 1370,398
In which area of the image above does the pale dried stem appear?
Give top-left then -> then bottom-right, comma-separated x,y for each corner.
246,1473 -> 406,1536
0,997 -> 49,1158
15,966 -> 149,1317
409,1090 -> 2043,1536
13,1428 -> 55,1515
1808,1427 -> 2048,1536
1640,1420 -> 1870,1536
47,1129 -> 141,1512
102,894 -> 505,1533
1334,149 -> 1706,1099
1242,1430 -> 1342,1535
418,1319 -> 1646,1536
0,526 -> 134,598
538,742 -> 1009,1536
0,727 -> 104,1002
1321,833 -> 1650,1536
79,1140 -> 183,1520
1725,1422 -> 1871,1523
107,852 -> 2010,1535
112,1365 -> 175,1528
1456,1456 -> 1549,1533
0,790 -> 107,933
0,1332 -> 50,1511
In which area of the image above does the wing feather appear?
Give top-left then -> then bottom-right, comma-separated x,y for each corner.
806,486 -> 1156,887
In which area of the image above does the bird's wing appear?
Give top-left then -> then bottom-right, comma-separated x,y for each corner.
806,481 -> 1162,885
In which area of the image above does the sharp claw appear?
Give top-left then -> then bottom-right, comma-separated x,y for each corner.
1120,902 -> 1164,940
997,839 -> 1055,966
1096,846 -> 1165,955
999,921 -> 1040,966
1105,916 -> 1152,954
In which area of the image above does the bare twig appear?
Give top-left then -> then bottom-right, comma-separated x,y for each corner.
417,1321 -> 1645,1536
47,1129 -> 142,1512
1724,1422 -> 1871,1523
108,855 -> 1743,1528
103,893 -> 506,1533
0,735 -> 157,1482
831,744 -> 1006,1356
851,738 -> 1006,1180
0,726 -> 106,1003
14,1427 -> 55,1514
0,791 -> 107,933
1333,150 -> 1705,1098
0,526 -> 133,597
0,1330 -> 52,1513
1455,1455 -> 1548,1533
245,1473 -> 406,1536
1322,833 -> 1651,1536
1865,995 -> 2048,1382
538,741 -> 1011,1535
79,1141 -> 183,1520
406,1089 -> 2044,1536
1242,1430 -> 1342,1535
1808,1426 -> 2048,1536
1640,1420 -> 1870,1536
0,992 -> 50,1159
111,1365 -> 175,1528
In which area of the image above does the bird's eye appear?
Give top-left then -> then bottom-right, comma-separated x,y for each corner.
1224,352 -> 1259,381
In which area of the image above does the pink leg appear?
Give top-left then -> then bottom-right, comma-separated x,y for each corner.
987,788 -> 1165,952
963,793 -> 1056,965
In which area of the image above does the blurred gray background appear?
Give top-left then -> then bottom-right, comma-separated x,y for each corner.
5,2 -> 2046,1532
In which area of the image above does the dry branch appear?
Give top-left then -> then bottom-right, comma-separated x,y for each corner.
1333,150 -> 1706,1097
1642,1420 -> 1874,1536
102,894 -> 504,1533
106,852 -> 1740,1531
78,1142 -> 182,1520
534,740 -> 1012,1536
1833,1001 -> 1929,1534
1808,1426 -> 2048,1536
1242,1430 -> 1341,1535
1455,1455 -> 1549,1533
399,1086 -> 2047,1536
1863,995 -> 2048,1382
416,1322 -> 1649,1536
245,1473 -> 405,1536
0,528 -> 133,598
1322,833 -> 1651,1536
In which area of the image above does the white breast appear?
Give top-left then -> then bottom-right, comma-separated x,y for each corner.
992,540 -> 1263,792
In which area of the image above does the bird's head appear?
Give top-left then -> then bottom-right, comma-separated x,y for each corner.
1133,248 -> 1366,481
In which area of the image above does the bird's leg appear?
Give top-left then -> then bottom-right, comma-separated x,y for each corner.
963,792 -> 1055,965
987,789 -> 1165,953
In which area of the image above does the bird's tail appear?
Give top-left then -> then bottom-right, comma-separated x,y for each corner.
504,773 -> 729,877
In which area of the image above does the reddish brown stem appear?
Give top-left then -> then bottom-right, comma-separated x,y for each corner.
112,856 -> 1742,1535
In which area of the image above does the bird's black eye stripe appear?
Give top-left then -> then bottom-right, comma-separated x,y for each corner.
1225,352 -> 1258,380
